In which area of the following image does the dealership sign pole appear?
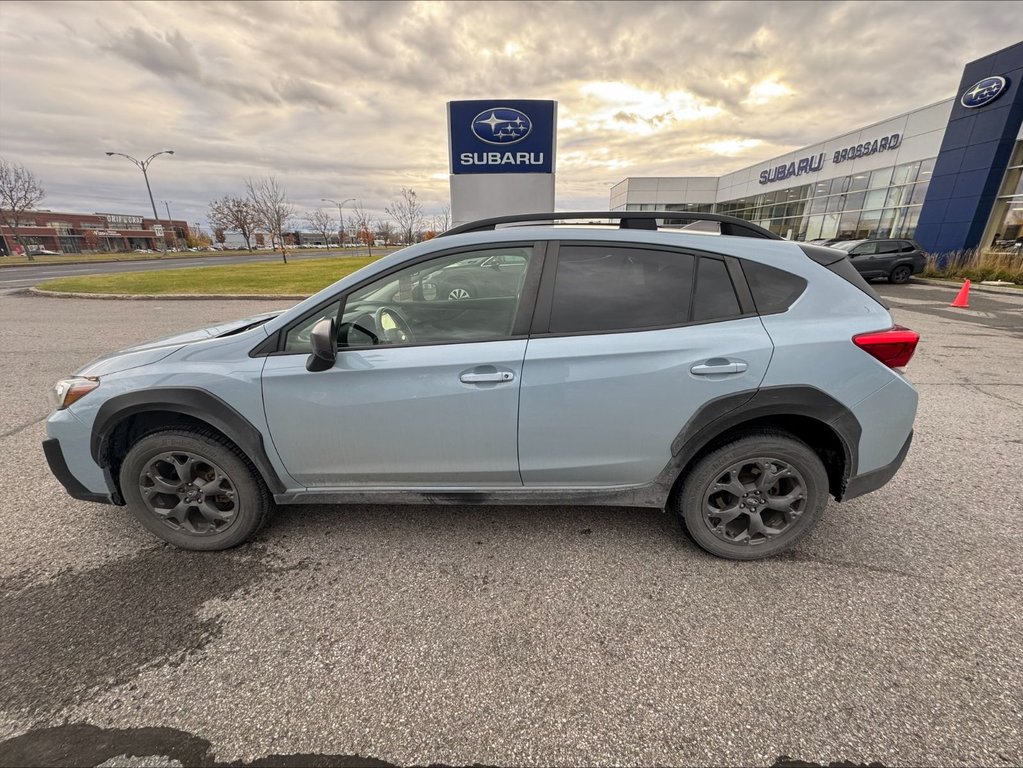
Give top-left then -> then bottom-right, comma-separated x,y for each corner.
448,100 -> 557,228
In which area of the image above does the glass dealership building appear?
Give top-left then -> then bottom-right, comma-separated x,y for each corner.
609,41 -> 1023,254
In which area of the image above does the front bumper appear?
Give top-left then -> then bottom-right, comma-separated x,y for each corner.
43,438 -> 114,505
842,430 -> 912,501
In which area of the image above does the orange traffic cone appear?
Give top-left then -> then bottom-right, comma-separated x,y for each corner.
950,279 -> 971,308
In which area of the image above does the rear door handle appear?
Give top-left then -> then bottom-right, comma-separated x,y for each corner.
460,371 -> 515,383
691,361 -> 748,375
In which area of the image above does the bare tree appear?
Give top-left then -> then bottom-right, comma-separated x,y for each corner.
374,220 -> 394,246
208,195 -> 260,252
437,203 -> 451,233
246,176 -> 295,263
385,187 -> 423,246
0,157 -> 46,260
349,202 -> 375,257
305,208 -> 337,250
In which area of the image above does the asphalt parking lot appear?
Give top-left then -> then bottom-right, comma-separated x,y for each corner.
1,282 -> 1021,767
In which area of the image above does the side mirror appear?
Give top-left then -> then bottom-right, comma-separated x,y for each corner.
306,317 -> 337,372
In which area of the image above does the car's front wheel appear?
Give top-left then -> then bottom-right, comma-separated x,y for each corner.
675,432 -> 828,560
889,264 -> 913,284
119,428 -> 272,550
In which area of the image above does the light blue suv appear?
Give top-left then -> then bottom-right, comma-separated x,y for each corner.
43,212 -> 920,560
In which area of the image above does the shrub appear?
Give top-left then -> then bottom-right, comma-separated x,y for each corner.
921,248 -> 1023,284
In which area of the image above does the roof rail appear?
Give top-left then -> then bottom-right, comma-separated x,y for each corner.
440,210 -> 783,240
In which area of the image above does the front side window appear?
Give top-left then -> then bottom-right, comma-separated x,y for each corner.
850,242 -> 877,256
337,246 -> 534,348
548,246 -> 695,334
283,300 -> 342,352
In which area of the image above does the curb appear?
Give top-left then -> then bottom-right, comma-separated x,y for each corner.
27,287 -> 307,301
912,277 -> 1022,295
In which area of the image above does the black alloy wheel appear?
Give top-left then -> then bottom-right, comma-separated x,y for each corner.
676,432 -> 829,560
120,428 -> 272,550
889,265 -> 913,284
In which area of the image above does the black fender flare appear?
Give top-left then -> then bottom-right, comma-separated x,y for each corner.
91,387 -> 287,494
666,385 -> 861,497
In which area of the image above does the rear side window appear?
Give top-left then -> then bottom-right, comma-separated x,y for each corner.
875,241 -> 901,254
742,261 -> 807,315
899,241 -> 917,252
549,246 -> 695,333
692,257 -> 742,321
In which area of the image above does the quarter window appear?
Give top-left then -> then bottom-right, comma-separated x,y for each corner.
692,257 -> 742,322
548,246 -> 695,334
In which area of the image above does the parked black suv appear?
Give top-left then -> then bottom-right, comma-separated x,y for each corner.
827,239 -> 926,284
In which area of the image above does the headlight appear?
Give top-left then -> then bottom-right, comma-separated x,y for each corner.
50,377 -> 99,410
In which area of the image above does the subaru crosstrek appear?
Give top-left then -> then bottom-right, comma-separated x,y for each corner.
43,212 -> 920,560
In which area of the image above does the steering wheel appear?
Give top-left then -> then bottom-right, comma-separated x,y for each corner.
372,305 -> 415,345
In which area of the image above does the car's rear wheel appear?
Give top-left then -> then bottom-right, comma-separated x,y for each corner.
119,428 -> 272,550
889,264 -> 913,284
675,432 -> 828,560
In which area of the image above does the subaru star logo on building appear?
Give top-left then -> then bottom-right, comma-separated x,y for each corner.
471,107 -> 533,144
961,75 -> 1008,108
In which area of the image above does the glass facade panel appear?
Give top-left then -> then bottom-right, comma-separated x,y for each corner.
820,213 -> 840,240
830,177 -> 850,195
848,174 -> 870,192
857,209 -> 881,239
891,161 -> 920,186
838,210 -> 860,239
876,208 -> 897,239
898,207 -> 921,238
909,181 -> 930,206
869,167 -> 894,189
864,188 -> 888,210
844,191 -> 867,211
886,184 -> 912,208
805,215 -> 824,241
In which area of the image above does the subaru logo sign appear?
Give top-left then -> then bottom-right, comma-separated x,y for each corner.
471,107 -> 532,145
961,76 -> 1008,108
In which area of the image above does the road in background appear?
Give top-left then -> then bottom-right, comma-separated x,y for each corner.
0,283 -> 1020,767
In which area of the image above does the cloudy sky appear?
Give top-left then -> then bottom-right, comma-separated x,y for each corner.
1,0 -> 1021,229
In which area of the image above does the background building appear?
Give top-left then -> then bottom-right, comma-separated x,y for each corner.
0,209 -> 188,255
611,41 -> 1023,254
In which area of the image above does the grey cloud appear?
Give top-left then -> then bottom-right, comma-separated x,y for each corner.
102,27 -> 203,80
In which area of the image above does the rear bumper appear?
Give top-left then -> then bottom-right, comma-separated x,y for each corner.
43,438 -> 114,505
842,430 -> 912,501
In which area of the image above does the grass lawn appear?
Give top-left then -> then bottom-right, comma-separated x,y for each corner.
0,246 -> 379,268
37,255 -> 380,295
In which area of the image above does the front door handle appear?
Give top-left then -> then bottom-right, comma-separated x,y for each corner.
460,371 -> 515,383
691,360 -> 748,376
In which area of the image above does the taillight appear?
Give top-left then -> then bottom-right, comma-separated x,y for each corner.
852,325 -> 920,368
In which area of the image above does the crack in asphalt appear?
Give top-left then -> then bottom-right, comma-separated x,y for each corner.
0,413 -> 47,440
0,546 -> 308,724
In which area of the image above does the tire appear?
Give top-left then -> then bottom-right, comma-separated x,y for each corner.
888,265 -> 913,284
674,432 -> 828,560
119,428 -> 273,551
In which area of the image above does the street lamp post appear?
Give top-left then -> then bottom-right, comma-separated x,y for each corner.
321,197 -> 355,248
105,150 -> 174,256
